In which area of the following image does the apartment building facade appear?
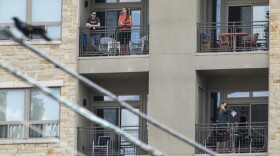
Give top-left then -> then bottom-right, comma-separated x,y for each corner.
0,0 -> 279,156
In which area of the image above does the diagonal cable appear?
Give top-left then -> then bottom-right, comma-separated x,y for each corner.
0,29 -> 219,156
0,59 -> 166,156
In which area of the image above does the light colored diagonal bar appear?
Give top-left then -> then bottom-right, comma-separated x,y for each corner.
0,29 -> 219,156
0,60 -> 166,156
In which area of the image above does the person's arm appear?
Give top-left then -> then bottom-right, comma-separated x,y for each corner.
126,15 -> 132,27
95,17 -> 101,28
86,18 -> 92,28
86,22 -> 92,28
118,16 -> 124,27
86,18 -> 100,29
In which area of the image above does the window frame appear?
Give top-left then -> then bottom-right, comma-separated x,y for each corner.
0,88 -> 60,140
0,0 -> 62,41
94,0 -> 142,4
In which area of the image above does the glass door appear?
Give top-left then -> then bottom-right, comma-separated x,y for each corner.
120,108 -> 140,155
130,9 -> 141,43
96,10 -> 120,38
228,104 -> 250,123
96,107 -> 141,155
228,5 -> 252,34
97,9 -> 141,39
96,108 -> 119,126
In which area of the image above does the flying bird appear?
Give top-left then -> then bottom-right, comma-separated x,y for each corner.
13,17 -> 51,41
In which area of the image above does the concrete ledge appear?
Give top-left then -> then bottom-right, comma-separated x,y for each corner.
195,51 -> 268,70
0,80 -> 64,88
0,138 -> 60,144
78,55 -> 149,73
0,40 -> 61,46
194,153 -> 267,156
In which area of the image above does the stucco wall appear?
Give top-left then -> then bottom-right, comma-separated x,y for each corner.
148,0 -> 198,155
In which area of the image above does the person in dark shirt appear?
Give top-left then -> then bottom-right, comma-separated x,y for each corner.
86,11 -> 101,52
216,101 -> 230,151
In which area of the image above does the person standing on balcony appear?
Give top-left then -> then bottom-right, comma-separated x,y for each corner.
216,101 -> 230,151
118,7 -> 132,54
86,11 -> 101,52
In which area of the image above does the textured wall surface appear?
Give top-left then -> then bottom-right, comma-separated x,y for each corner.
269,0 -> 280,155
0,0 -> 78,155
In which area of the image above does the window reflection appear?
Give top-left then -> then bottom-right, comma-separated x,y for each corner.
44,123 -> 59,137
0,0 -> 26,23
46,26 -> 61,40
121,108 -> 139,127
0,125 -> 8,138
95,0 -> 116,3
0,90 -> 25,121
31,0 -> 61,22
94,95 -> 140,101
253,91 -> 269,97
30,88 -> 60,120
120,0 -> 141,2
9,124 -> 24,139
118,95 -> 140,101
29,123 -> 59,138
227,91 -> 250,98
29,124 -> 43,138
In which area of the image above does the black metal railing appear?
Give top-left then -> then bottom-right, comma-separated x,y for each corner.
79,26 -> 149,57
195,122 -> 268,154
198,21 -> 269,52
77,126 -> 148,156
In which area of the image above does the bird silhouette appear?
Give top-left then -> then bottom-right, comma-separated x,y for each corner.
13,17 -> 51,41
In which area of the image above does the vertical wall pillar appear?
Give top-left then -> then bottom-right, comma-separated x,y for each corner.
269,0 -> 280,155
148,0 -> 198,155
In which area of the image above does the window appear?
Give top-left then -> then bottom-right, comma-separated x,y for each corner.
228,104 -> 268,123
0,0 -> 62,41
226,90 -> 269,99
227,91 -> 250,98
0,88 -> 60,139
93,94 -> 141,102
95,0 -> 140,3
253,91 -> 269,97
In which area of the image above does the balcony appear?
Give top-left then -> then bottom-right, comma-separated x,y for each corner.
77,126 -> 148,156
195,122 -> 267,154
79,26 -> 149,57
198,21 -> 269,53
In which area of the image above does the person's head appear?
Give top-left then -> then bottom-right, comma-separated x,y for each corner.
91,11 -> 97,18
122,7 -> 129,15
220,101 -> 227,109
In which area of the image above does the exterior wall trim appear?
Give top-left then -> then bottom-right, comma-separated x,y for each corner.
0,80 -> 64,88
0,139 -> 60,145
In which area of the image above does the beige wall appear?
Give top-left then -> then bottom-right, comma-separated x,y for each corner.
148,0 -> 198,155
268,0 -> 280,155
0,0 -> 78,155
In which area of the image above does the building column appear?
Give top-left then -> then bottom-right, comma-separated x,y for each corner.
269,0 -> 280,155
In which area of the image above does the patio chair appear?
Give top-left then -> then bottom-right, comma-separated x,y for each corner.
242,33 -> 259,51
218,34 -> 231,52
129,35 -> 148,55
108,41 -> 120,55
99,37 -> 116,55
92,136 -> 110,156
